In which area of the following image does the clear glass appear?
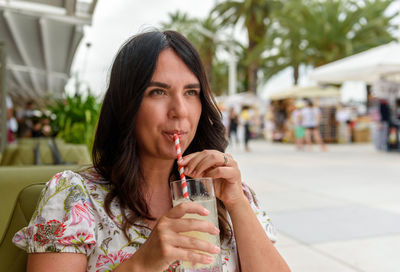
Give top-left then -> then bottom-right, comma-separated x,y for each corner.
170,178 -> 222,272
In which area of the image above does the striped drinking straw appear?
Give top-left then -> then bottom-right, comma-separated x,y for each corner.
173,134 -> 189,199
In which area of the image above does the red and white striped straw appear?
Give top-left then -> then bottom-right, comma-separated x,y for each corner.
174,134 -> 189,199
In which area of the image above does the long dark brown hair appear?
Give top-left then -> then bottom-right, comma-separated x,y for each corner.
92,30 -> 230,241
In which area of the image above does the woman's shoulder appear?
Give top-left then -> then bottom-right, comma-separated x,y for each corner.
46,167 -> 110,193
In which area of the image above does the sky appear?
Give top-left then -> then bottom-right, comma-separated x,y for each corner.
69,0 -> 219,97
69,0 -> 399,102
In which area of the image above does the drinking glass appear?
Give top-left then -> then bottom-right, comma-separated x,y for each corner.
170,177 -> 222,272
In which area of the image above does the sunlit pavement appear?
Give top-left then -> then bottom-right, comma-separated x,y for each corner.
228,140 -> 400,272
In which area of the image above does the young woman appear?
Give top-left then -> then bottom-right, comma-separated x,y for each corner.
13,30 -> 290,272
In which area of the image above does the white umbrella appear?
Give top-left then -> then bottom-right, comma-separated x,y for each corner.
309,42 -> 400,84
268,85 -> 340,100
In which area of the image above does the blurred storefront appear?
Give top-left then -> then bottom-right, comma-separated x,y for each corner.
310,42 -> 400,151
268,85 -> 341,143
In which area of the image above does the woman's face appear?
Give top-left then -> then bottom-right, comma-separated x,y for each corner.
135,48 -> 202,161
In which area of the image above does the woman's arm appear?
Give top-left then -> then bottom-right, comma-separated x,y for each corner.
27,253 -> 87,272
226,196 -> 290,272
180,151 -> 291,272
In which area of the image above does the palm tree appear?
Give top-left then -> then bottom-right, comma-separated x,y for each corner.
265,0 -> 396,83
160,11 -> 219,91
212,0 -> 281,94
303,0 -> 395,66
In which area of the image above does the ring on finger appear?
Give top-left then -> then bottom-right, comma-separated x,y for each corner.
223,153 -> 229,166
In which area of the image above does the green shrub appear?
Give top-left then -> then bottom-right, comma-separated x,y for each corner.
48,92 -> 101,152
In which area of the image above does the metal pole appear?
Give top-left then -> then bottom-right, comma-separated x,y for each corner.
0,42 -> 7,153
228,45 -> 237,96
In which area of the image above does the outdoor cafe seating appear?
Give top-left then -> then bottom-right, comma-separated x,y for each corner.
0,138 -> 91,166
0,165 -> 81,272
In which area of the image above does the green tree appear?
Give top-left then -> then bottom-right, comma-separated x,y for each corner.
48,92 -> 101,151
262,0 -> 396,84
161,11 -> 218,90
212,0 -> 281,93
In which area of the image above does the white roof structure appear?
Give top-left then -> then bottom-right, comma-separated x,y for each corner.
0,0 -> 97,105
309,42 -> 400,84
268,85 -> 340,100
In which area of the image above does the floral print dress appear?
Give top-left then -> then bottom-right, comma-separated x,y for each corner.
13,168 -> 276,272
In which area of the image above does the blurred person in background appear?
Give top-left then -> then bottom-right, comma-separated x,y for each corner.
302,99 -> 327,151
16,100 -> 35,137
240,105 -> 251,152
335,104 -> 351,143
263,103 -> 275,142
4,96 -> 18,143
228,107 -> 239,145
273,101 -> 286,142
378,99 -> 390,150
291,100 -> 305,150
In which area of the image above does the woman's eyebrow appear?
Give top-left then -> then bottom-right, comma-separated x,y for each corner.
148,82 -> 200,89
148,81 -> 171,88
184,83 -> 200,89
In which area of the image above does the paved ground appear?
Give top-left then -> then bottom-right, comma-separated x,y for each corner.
227,140 -> 400,272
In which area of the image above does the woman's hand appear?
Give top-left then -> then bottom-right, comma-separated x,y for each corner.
124,202 -> 220,272
180,150 -> 246,209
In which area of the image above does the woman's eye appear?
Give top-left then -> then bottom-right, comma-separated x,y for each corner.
149,89 -> 166,96
185,89 -> 199,96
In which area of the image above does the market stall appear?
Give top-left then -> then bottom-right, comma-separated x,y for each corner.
310,42 -> 400,150
268,85 -> 341,143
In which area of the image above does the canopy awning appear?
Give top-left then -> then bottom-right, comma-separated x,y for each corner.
269,85 -> 340,100
0,0 -> 97,106
309,42 -> 400,85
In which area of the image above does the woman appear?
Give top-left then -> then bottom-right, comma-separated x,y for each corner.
13,30 -> 290,272
301,99 -> 327,151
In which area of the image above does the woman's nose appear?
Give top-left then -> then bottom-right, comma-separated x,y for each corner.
167,95 -> 188,119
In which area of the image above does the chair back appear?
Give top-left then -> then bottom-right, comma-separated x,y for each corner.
0,165 -> 80,272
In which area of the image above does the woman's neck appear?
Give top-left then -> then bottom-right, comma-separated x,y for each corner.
140,156 -> 175,222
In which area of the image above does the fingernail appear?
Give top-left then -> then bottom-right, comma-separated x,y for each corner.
213,246 -> 220,253
206,256 -> 214,263
203,208 -> 210,214
213,227 -> 220,234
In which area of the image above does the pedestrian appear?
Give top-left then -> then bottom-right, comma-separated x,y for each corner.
13,30 -> 289,272
291,100 -> 305,150
335,104 -> 351,143
240,105 -> 252,152
228,107 -> 239,145
301,99 -> 327,151
6,96 -> 18,143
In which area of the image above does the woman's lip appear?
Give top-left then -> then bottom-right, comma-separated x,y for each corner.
163,131 -> 186,136
163,132 -> 187,142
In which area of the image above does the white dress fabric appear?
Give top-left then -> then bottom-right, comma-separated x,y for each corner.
13,168 -> 276,272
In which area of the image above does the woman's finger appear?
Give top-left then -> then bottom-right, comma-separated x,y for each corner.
183,151 -> 233,177
172,233 -> 220,256
181,152 -> 206,176
171,217 -> 219,235
192,152 -> 228,176
167,202 -> 209,219
205,165 -> 240,182
170,246 -> 215,265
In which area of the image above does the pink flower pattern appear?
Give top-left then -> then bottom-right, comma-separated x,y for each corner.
95,250 -> 133,271
68,200 -> 95,227
58,232 -> 95,251
33,220 -> 66,246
